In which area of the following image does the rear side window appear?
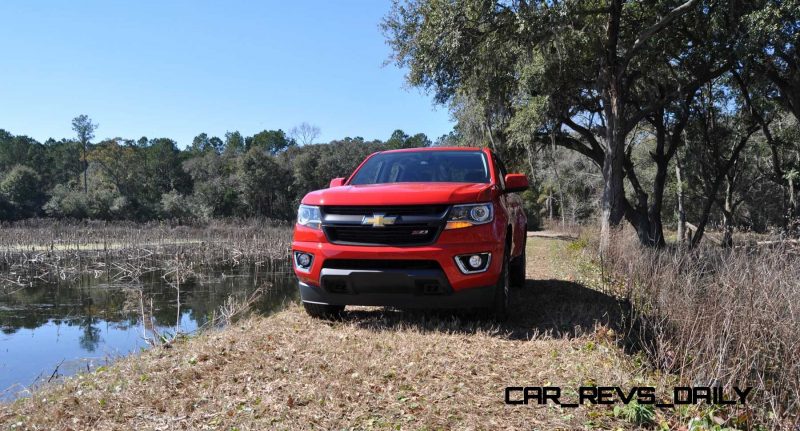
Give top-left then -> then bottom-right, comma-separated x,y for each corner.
349,151 -> 490,185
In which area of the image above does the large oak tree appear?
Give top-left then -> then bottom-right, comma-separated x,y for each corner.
383,0 -> 753,248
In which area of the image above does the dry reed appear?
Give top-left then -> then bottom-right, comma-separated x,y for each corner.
0,219 -> 292,289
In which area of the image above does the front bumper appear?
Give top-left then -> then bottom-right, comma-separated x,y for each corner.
299,279 -> 496,308
292,223 -> 506,293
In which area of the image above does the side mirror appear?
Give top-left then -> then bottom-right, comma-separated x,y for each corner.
329,177 -> 345,188
503,174 -> 529,193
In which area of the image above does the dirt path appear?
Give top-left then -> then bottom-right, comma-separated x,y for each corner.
0,234 -> 655,430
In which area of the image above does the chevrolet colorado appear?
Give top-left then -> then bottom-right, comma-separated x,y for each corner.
291,147 -> 528,320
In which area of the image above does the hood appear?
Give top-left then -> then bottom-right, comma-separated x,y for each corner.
301,182 -> 494,206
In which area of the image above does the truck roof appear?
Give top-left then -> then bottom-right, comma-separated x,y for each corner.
378,146 -> 485,154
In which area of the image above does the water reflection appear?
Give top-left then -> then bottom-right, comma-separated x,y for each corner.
0,262 -> 297,400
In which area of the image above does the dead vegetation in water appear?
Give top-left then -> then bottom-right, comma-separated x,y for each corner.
0,219 -> 292,289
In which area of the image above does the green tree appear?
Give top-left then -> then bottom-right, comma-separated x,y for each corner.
0,165 -> 44,218
286,139 -> 384,200
190,133 -> 224,154
384,0 -> 745,248
183,151 -> 241,216
43,184 -> 89,218
43,138 -> 83,189
744,0 -> 800,122
71,114 -> 97,194
247,129 -> 295,155
735,3 -> 800,225
0,130 -> 47,173
385,129 -> 431,149
239,148 -> 292,218
223,131 -> 245,156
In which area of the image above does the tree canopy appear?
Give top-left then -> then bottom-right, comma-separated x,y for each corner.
384,0 -> 800,247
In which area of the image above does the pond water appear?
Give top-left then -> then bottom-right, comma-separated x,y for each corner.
0,263 -> 297,400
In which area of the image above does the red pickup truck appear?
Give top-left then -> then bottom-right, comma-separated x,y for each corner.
291,147 -> 528,320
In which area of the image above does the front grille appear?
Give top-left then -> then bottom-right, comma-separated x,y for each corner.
324,224 -> 440,246
323,205 -> 448,216
321,204 -> 447,246
323,259 -> 441,270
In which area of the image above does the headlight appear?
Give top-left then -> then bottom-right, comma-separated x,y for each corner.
297,205 -> 321,229
445,203 -> 493,229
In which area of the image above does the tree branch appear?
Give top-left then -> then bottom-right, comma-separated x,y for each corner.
561,116 -> 604,155
624,61 -> 730,134
623,0 -> 701,64
540,132 -> 604,167
732,70 -> 786,185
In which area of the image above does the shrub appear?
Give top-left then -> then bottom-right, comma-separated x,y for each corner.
44,184 -> 89,219
43,184 -> 129,220
160,190 -> 212,223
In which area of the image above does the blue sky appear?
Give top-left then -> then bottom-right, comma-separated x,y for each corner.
0,1 -> 453,147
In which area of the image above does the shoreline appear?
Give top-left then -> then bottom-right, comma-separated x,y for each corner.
0,235 -> 670,430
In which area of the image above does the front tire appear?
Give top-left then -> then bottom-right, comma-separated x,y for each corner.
303,302 -> 345,320
510,238 -> 526,288
491,245 -> 511,321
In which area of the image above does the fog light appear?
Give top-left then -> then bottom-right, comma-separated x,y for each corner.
293,252 -> 313,272
468,255 -> 483,268
454,252 -> 491,274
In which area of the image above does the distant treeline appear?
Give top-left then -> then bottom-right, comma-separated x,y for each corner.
0,123 -> 438,223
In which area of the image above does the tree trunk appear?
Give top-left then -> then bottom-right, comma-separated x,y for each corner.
721,178 -> 734,248
647,158 -> 667,247
620,149 -> 657,247
525,142 -> 537,184
690,194 -> 715,248
788,174 -> 797,235
675,159 -> 687,244
82,143 -> 88,194
600,85 -> 627,252
644,106 -> 688,248
599,0 -> 625,253
550,134 -> 566,228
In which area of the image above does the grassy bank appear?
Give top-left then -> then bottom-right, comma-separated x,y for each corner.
0,304 -> 640,430
1,234 -> 740,431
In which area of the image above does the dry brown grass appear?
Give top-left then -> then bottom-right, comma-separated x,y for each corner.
576,228 -> 800,430
539,219 -> 584,239
0,236 -> 681,431
0,305 -> 646,431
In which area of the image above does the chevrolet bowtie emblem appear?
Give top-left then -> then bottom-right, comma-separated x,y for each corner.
362,213 -> 397,227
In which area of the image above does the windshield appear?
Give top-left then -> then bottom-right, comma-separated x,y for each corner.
349,151 -> 490,185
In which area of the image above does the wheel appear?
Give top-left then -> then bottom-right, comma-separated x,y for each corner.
302,302 -> 345,320
491,244 -> 511,321
510,238 -> 526,288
